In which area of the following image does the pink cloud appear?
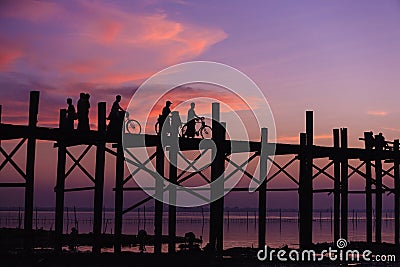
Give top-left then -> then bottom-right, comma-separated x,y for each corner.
0,0 -> 64,22
96,20 -> 123,44
0,1 -> 228,90
367,110 -> 388,116
0,46 -> 23,70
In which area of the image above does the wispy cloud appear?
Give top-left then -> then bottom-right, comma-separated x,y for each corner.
383,127 -> 400,133
367,110 -> 388,116
0,0 -> 228,125
0,2 -> 228,83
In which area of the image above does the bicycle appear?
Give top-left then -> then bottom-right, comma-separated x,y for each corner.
124,111 -> 141,134
180,117 -> 212,139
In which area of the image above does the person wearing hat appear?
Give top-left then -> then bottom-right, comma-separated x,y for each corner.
158,100 -> 172,135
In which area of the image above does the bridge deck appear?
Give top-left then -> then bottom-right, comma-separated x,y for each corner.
1,123 -> 398,160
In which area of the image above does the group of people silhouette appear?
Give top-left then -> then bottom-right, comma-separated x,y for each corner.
365,131 -> 390,150
66,93 -> 91,131
65,93 -> 201,137
157,101 -> 200,138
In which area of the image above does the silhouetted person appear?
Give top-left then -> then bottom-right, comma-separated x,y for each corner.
185,102 -> 199,138
365,131 -> 375,149
110,95 -> 124,118
77,92 -> 90,131
107,95 -> 125,134
66,98 -> 77,130
158,100 -> 172,135
375,132 -> 388,150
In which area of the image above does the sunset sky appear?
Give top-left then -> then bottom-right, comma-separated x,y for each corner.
1,0 -> 400,209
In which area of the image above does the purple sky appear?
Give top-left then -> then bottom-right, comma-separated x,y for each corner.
1,0 -> 400,209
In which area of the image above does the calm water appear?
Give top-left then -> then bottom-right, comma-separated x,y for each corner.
0,210 -> 397,252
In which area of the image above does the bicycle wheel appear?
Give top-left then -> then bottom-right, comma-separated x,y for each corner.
126,119 -> 141,134
180,124 -> 188,137
200,125 -> 212,139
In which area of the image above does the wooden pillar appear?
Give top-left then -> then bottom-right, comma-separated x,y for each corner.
24,91 -> 39,252
114,143 -> 124,253
364,132 -> 373,244
299,111 -> 313,249
168,113 -> 179,253
375,134 -> 383,243
54,109 -> 67,253
93,102 -> 106,253
154,139 -> 164,254
305,112 -> 314,242
299,133 -> 308,248
210,103 -> 225,254
394,139 -> 399,245
340,128 -> 348,240
258,128 -> 268,249
333,129 -> 340,242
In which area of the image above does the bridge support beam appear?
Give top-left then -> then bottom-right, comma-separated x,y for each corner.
54,109 -> 67,253
258,128 -> 268,249
24,91 -> 39,252
364,131 -> 373,244
394,139 -> 400,245
375,133 -> 383,243
114,143 -> 124,253
93,102 -> 107,253
333,129 -> 340,242
340,128 -> 348,240
154,138 -> 164,254
210,103 -> 226,255
168,112 -> 179,253
299,111 -> 313,249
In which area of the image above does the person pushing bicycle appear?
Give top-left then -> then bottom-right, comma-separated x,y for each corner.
185,102 -> 200,138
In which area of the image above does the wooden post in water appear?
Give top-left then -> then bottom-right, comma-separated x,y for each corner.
114,143 -> 124,253
299,111 -> 313,249
93,102 -> 107,253
374,133 -> 383,243
210,103 -> 225,255
168,111 -> 179,253
394,139 -> 400,245
364,131 -> 373,244
54,109 -> 67,253
258,128 -> 268,249
333,129 -> 340,241
154,133 -> 164,254
24,91 -> 39,252
340,128 -> 348,240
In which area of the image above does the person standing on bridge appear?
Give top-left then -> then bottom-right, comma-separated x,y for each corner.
107,95 -> 125,134
66,98 -> 77,130
157,100 -> 172,135
108,95 -> 124,121
185,102 -> 200,138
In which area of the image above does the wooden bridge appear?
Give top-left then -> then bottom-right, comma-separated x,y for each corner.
1,91 -> 400,254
